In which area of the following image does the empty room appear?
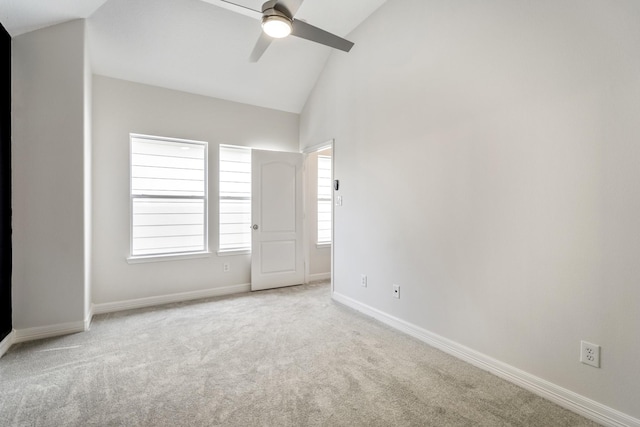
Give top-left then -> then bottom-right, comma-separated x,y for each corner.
1,0 -> 639,425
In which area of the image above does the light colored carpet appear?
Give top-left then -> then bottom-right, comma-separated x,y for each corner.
1,282 -> 599,426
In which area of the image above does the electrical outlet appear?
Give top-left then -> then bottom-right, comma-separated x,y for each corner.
223,263 -> 230,273
360,274 -> 367,288
393,284 -> 400,299
580,341 -> 600,368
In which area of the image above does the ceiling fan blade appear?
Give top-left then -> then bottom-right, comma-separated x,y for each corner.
291,20 -> 354,53
249,32 -> 273,62
216,0 -> 263,20
274,0 -> 304,18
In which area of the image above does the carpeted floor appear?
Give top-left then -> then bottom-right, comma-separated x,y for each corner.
1,282 -> 599,426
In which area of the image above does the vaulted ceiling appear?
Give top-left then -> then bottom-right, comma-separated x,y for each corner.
0,0 -> 387,113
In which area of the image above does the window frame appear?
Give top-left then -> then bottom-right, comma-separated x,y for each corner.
128,133 -> 209,263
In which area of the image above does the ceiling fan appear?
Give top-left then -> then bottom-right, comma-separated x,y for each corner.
217,0 -> 355,62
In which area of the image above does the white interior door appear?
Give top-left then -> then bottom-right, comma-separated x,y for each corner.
251,149 -> 304,291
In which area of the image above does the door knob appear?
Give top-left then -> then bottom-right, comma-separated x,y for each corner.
252,224 -> 259,230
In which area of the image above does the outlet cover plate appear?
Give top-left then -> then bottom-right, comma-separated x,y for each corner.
393,284 -> 400,299
580,341 -> 600,368
360,274 -> 367,287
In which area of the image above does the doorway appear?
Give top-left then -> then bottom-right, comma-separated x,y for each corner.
303,142 -> 333,284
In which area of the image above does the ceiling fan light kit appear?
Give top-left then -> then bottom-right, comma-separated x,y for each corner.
262,14 -> 292,38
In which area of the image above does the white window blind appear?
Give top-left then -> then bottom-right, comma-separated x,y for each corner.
130,135 -> 207,257
317,155 -> 332,244
219,145 -> 251,251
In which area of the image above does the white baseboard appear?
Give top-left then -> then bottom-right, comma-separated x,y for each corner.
332,292 -> 640,427
84,307 -> 93,331
10,306 -> 95,346
0,330 -> 15,358
14,321 -> 86,344
306,272 -> 331,283
92,283 -> 251,315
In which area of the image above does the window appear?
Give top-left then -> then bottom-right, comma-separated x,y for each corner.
130,134 -> 207,258
317,155 -> 332,244
219,145 -> 251,252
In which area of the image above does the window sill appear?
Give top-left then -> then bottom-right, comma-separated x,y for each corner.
316,242 -> 332,249
217,249 -> 251,257
127,251 -> 212,264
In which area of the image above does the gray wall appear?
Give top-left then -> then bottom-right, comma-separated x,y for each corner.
92,76 -> 300,305
301,0 -> 640,419
12,20 -> 91,332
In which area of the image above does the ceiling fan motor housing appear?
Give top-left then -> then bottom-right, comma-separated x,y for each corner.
261,0 -> 293,18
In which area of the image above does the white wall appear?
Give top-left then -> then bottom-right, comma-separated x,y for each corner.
92,76 -> 299,304
84,24 -> 93,325
12,20 -> 91,330
301,0 -> 640,420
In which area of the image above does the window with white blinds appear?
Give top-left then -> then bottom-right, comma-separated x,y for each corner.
130,135 -> 207,257
219,145 -> 251,252
317,155 -> 332,244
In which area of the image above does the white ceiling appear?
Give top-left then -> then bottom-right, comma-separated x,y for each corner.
0,0 -> 387,113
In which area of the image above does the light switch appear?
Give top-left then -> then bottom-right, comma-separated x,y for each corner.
336,196 -> 343,206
